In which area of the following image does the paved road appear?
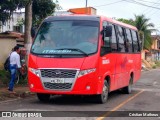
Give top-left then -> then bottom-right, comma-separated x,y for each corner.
0,69 -> 160,120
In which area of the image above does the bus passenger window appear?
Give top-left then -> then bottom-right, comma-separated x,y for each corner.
117,26 -> 125,52
103,21 -> 110,48
110,24 -> 117,51
125,29 -> 133,52
131,31 -> 139,52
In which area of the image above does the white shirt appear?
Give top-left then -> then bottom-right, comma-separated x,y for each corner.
10,51 -> 21,68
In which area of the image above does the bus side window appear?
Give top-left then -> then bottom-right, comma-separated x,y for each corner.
110,24 -> 118,51
125,28 -> 133,53
131,30 -> 140,52
102,21 -> 110,47
116,26 -> 125,52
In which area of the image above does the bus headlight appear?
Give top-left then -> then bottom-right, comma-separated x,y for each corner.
78,68 -> 96,78
29,68 -> 40,77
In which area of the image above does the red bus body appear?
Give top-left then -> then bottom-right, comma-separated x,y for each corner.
28,15 -> 141,97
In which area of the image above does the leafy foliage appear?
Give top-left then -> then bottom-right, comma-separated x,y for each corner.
32,0 -> 56,27
134,15 -> 154,50
117,18 -> 135,26
16,18 -> 25,26
0,0 -> 56,27
0,0 -> 21,24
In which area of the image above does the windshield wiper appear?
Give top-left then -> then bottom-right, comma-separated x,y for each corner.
56,48 -> 88,57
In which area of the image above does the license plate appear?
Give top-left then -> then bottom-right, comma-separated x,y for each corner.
50,78 -> 65,83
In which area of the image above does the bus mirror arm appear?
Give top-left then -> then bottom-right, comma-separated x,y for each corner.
100,46 -> 112,56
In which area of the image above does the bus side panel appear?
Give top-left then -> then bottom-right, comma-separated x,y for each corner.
133,53 -> 141,83
99,54 -> 118,91
120,54 -> 129,88
123,54 -> 134,87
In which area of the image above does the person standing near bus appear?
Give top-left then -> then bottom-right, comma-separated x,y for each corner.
8,46 -> 21,92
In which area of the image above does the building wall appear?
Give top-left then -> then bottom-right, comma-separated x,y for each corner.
0,12 -> 25,33
150,36 -> 160,61
0,38 -> 17,69
151,39 -> 158,49
141,51 -> 145,60
68,7 -> 97,15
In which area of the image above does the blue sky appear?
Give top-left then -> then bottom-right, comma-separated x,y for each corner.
56,0 -> 160,34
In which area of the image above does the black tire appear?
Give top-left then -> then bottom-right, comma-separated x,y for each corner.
37,93 -> 50,102
96,80 -> 109,104
123,76 -> 133,94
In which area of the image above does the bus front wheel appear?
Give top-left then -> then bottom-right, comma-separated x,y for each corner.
37,93 -> 50,102
96,80 -> 109,104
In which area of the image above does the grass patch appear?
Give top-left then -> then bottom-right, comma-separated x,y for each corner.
152,65 -> 156,69
155,61 -> 160,67
0,69 -> 10,86
0,69 -> 28,87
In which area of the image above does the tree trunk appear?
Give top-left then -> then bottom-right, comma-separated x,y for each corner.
24,0 -> 32,66
139,31 -> 144,51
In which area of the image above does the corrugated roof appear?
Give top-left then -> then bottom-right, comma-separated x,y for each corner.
0,31 -> 24,39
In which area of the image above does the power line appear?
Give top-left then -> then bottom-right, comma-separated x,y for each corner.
138,0 -> 160,4
123,0 -> 160,17
93,0 -> 124,7
59,0 -> 124,11
142,0 -> 160,14
122,0 -> 160,10
58,0 -> 160,14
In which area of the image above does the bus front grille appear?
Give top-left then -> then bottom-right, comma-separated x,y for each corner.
43,82 -> 72,90
40,69 -> 79,90
41,69 -> 77,78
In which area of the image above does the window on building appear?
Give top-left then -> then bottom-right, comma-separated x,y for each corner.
13,26 -> 22,33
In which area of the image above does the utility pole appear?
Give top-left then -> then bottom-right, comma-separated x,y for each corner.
85,0 -> 88,14
86,0 -> 88,8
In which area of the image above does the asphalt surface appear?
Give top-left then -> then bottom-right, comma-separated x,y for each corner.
0,69 -> 160,120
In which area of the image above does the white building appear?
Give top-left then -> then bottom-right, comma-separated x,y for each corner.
0,11 -> 25,33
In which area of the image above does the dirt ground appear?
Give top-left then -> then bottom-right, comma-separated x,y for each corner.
0,86 -> 35,101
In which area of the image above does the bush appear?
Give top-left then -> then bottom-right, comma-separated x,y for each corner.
155,61 -> 160,67
152,65 -> 156,69
0,69 -> 28,87
0,70 -> 10,86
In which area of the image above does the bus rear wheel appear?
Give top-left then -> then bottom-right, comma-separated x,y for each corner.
37,93 -> 50,102
96,80 -> 109,104
123,76 -> 133,94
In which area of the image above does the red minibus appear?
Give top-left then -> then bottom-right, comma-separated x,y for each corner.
28,15 -> 141,103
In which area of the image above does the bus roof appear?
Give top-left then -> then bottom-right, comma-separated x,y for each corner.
100,15 -> 137,31
44,14 -> 137,31
44,14 -> 100,22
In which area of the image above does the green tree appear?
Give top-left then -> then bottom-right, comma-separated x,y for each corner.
134,14 -> 154,50
0,0 -> 20,24
117,18 -> 135,26
32,0 -> 56,27
0,0 -> 56,64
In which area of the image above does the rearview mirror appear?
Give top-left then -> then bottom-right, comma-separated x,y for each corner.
104,26 -> 112,37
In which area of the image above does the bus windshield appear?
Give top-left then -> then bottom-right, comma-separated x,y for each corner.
31,20 -> 99,56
